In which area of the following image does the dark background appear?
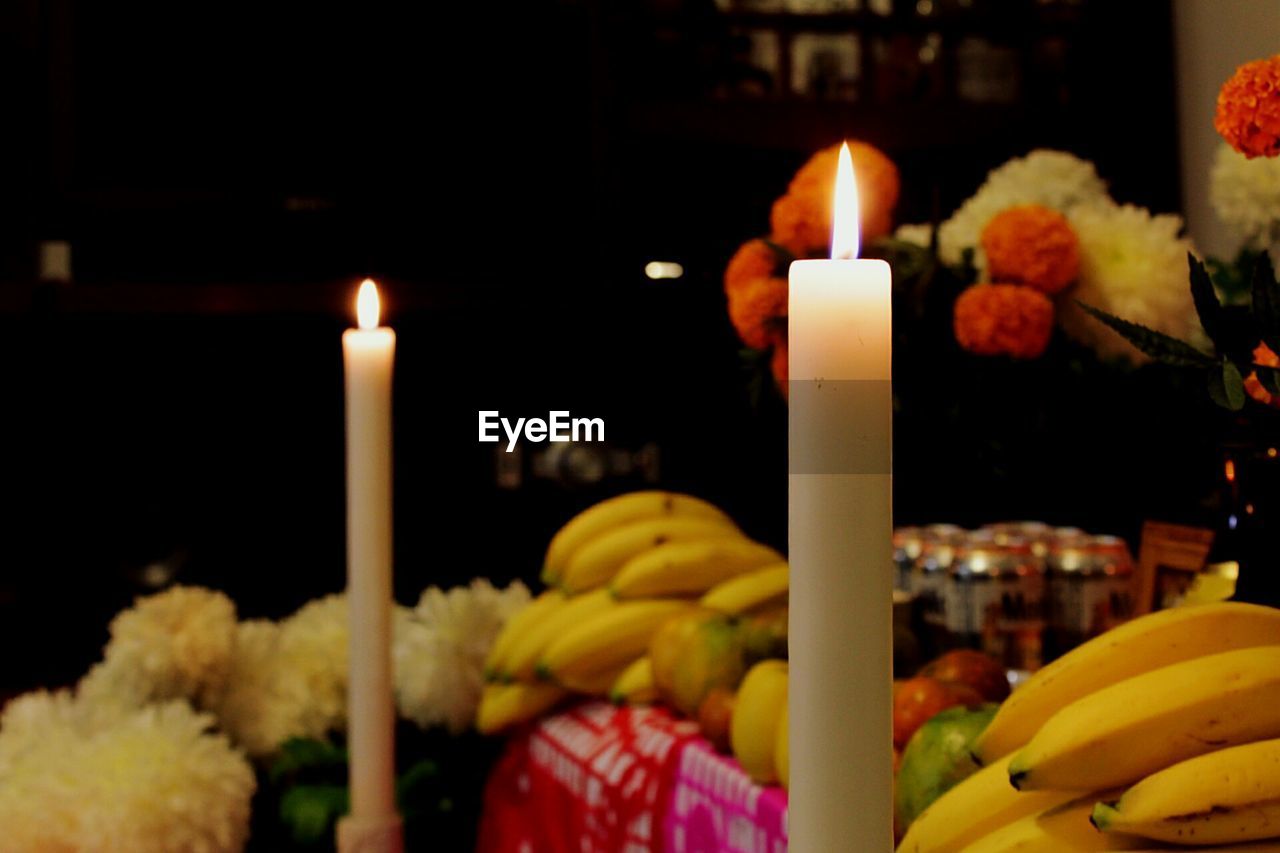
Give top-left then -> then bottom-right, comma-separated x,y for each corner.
0,0 -> 1209,693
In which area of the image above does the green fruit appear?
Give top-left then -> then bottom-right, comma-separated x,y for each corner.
668,614 -> 749,717
894,704 -> 998,833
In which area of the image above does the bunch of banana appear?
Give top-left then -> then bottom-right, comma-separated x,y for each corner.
730,659 -> 788,785
973,602 -> 1280,763
898,601 -> 1280,852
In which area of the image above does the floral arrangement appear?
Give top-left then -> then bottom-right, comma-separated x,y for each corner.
0,579 -> 531,851
725,142 -> 1204,399
1082,55 -> 1280,412
724,141 -> 901,394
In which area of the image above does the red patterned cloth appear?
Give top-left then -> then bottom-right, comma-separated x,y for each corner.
477,702 -> 703,853
477,702 -> 790,853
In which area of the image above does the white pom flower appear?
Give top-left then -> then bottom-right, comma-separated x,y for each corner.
79,585 -> 238,712
1059,203 -> 1200,364
216,596 -> 362,758
938,150 -> 1112,268
395,579 -> 531,733
0,693 -> 254,852
894,223 -> 934,249
1211,141 -> 1280,253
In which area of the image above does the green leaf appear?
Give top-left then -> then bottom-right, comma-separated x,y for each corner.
1076,302 -> 1215,367
1208,360 -> 1247,411
279,784 -> 349,844
1188,253 -> 1224,349
1252,252 -> 1280,353
269,738 -> 348,784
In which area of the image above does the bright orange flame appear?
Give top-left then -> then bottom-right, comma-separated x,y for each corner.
831,141 -> 860,260
356,279 -> 380,330
1225,458 -> 1237,483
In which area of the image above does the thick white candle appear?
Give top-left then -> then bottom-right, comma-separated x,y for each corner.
788,144 -> 894,851
338,280 -> 404,853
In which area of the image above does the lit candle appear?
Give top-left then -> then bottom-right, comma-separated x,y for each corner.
788,143 -> 894,850
337,279 -> 404,853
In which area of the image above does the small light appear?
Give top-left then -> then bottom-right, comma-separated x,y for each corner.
916,0 -> 934,14
1229,514 -> 1239,530
1225,459 -> 1237,483
1246,503 -> 1256,515
1268,447 -> 1277,459
644,261 -> 684,280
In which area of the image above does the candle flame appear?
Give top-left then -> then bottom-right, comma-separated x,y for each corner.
831,141 -> 860,260
356,279 -> 380,330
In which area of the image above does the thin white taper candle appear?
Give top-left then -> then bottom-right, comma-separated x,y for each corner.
338,279 -> 404,853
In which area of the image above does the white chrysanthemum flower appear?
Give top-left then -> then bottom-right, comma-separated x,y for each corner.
1059,203 -> 1200,364
79,585 -> 238,712
1211,141 -> 1280,255
0,693 -> 254,852
215,596 -> 360,758
894,223 -> 934,248
938,150 -> 1112,268
395,579 -> 531,733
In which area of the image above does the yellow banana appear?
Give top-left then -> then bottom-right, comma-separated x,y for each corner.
537,599 -> 691,683
959,792 -> 1139,853
975,602 -> 1280,763
730,659 -> 788,785
559,516 -> 743,594
1092,737 -> 1280,847
776,703 -> 789,791
609,656 -> 658,705
558,656 -> 639,697
1009,646 -> 1280,792
475,682 -> 567,735
701,563 -> 790,615
484,589 -> 568,681
897,754 -> 1078,853
610,538 -> 784,600
542,491 -> 733,585
501,589 -> 613,683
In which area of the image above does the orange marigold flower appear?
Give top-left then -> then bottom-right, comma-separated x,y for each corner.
980,204 -> 1080,294
770,141 -> 900,256
1244,342 -> 1280,408
953,283 -> 1054,359
725,239 -> 782,295
727,275 -> 787,350
771,336 -> 788,399
1215,56 -> 1280,159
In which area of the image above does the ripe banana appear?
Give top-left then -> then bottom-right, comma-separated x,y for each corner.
501,589 -> 613,683
559,515 -> 743,594
897,754 -> 1078,853
1009,645 -> 1280,792
974,602 -> 1280,763
558,656 -> 638,696
610,538 -> 784,600
537,599 -> 691,684
701,562 -> 790,615
959,792 -> 1137,853
484,589 -> 568,681
542,491 -> 733,585
476,682 -> 567,735
609,656 -> 658,705
730,659 -> 788,785
1091,737 -> 1280,847
776,702 -> 789,791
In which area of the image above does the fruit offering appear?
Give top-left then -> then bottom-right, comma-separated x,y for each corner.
476,491 -> 789,736
897,601 -> 1280,851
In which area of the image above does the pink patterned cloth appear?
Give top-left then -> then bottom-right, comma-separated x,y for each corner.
478,701 -> 790,853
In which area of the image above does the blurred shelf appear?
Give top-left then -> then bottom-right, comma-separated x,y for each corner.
626,98 -> 1042,153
